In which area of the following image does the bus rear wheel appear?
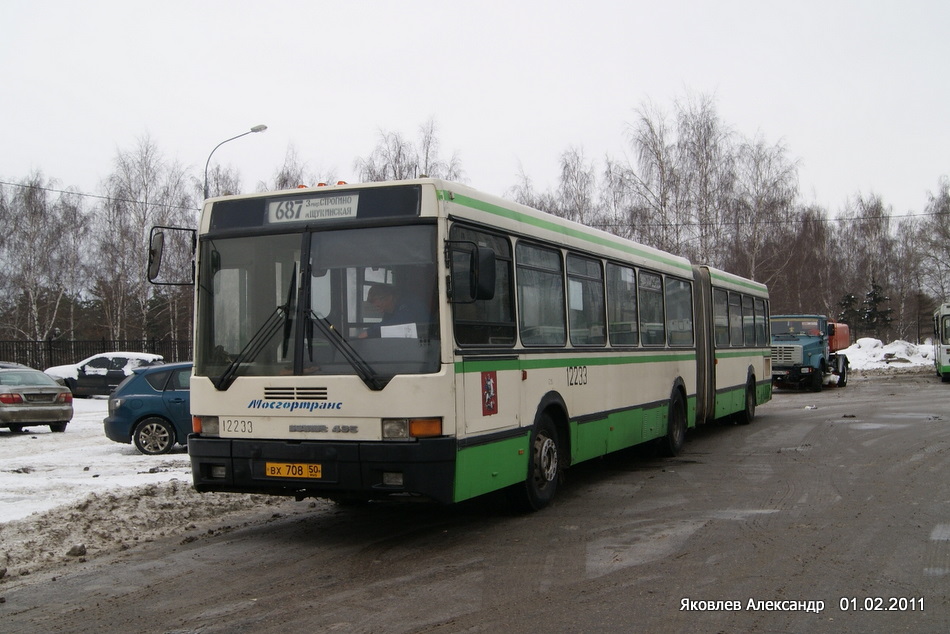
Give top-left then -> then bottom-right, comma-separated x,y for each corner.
510,413 -> 560,512
660,390 -> 687,456
735,381 -> 756,425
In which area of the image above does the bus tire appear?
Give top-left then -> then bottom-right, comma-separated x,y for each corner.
736,381 -> 756,425
660,390 -> 687,456
510,413 -> 561,512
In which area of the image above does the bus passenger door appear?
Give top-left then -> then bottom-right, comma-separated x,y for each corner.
692,266 -> 716,424
459,361 -> 522,435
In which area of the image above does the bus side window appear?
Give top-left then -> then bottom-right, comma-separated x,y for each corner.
567,254 -> 605,347
665,277 -> 693,346
517,242 -> 566,346
607,263 -> 638,346
713,288 -> 730,347
638,271 -> 665,346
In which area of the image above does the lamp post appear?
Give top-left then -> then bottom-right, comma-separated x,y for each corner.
203,124 -> 267,199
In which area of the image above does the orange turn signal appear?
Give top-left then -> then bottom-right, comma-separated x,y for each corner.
409,418 -> 442,438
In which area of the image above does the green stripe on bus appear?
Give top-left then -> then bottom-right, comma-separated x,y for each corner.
708,269 -> 768,293
715,349 -> 771,360
455,351 -> 697,374
439,190 -> 693,274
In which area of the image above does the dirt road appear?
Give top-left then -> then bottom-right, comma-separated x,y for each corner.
3,368 -> 949,633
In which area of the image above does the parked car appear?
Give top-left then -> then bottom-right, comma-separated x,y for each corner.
45,352 -> 164,397
104,362 -> 191,455
0,361 -> 33,369
0,368 -> 74,433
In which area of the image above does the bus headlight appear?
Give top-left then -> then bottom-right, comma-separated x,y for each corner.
382,417 -> 442,440
194,416 -> 220,436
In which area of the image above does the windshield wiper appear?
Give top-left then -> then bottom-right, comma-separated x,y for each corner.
308,310 -> 389,391
214,265 -> 297,391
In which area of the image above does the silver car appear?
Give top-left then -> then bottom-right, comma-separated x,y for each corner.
0,368 -> 74,433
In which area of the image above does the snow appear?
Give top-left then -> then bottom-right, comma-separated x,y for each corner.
0,340 -> 936,579
43,352 -> 164,381
0,398 -> 303,579
839,337 -> 935,370
0,399 -> 189,523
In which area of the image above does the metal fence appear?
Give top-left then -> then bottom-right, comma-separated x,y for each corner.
0,339 -> 192,370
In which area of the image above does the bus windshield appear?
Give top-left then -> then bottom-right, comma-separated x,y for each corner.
195,224 -> 440,386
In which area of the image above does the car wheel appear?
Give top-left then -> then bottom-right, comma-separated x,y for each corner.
8,424 -> 25,433
133,417 -> 176,455
49,422 -> 68,433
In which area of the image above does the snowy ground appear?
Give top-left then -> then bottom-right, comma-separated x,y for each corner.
0,338 -> 937,581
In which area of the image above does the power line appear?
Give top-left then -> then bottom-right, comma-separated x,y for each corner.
0,180 -> 200,212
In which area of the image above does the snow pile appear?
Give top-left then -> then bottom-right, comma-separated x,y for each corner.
0,400 -> 310,583
840,338 -> 934,370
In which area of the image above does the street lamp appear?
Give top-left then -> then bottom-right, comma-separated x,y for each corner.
203,124 -> 268,199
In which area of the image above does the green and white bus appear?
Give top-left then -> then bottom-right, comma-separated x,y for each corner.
934,303 -> 950,381
152,178 -> 770,510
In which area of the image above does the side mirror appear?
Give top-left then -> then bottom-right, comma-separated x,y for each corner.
471,246 -> 495,301
147,230 -> 165,282
147,225 -> 197,285
447,241 -> 496,303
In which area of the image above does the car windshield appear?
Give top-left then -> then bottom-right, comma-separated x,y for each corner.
0,370 -> 60,387
195,225 -> 440,388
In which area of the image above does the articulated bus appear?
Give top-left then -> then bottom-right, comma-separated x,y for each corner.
934,303 -> 950,381
150,178 -> 770,510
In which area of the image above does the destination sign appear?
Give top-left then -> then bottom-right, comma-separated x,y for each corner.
266,194 -> 359,224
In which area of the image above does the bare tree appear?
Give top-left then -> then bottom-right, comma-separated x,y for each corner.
725,134 -> 799,281
95,135 -> 194,340
417,118 -> 464,181
919,176 -> 950,300
258,144 -> 332,191
0,173 -> 89,340
624,100 -> 691,256
355,118 -> 463,182
554,147 -> 599,225
675,93 -> 735,265
204,164 -> 243,198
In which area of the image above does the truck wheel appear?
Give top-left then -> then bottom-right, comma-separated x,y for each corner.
809,366 -> 823,392
837,362 -> 848,387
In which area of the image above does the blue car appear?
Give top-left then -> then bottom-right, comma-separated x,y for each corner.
104,362 -> 192,455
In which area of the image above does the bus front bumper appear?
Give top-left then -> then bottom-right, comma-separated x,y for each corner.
188,435 -> 457,504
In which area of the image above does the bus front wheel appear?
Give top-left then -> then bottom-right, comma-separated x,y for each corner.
510,413 -> 561,512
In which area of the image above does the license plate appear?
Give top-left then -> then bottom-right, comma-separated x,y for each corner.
264,462 -> 323,479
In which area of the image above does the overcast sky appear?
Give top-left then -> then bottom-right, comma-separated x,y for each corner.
2,0 -> 947,215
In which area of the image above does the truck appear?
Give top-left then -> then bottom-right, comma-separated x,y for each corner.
770,314 -> 850,391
